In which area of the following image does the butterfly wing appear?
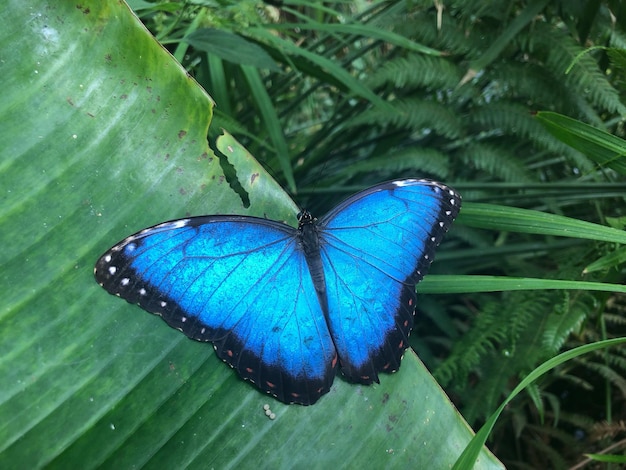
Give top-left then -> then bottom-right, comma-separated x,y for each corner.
317,179 -> 461,383
94,216 -> 337,405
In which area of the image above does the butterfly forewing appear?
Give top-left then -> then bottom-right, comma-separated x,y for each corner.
95,216 -> 338,405
318,179 -> 461,383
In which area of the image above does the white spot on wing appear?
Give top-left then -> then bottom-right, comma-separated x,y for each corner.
161,219 -> 189,229
392,178 -> 424,187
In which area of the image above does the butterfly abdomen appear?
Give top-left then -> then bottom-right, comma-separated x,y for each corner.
298,211 -> 329,316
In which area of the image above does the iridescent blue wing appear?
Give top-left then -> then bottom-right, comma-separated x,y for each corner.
94,217 -> 337,405
317,179 -> 461,383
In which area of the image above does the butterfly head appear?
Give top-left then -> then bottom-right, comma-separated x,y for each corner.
297,210 -> 317,228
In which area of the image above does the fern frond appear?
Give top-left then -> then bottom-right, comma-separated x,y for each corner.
605,313 -> 626,327
366,54 -> 461,91
334,147 -> 452,179
461,356 -> 517,423
541,301 -> 587,355
433,297 -> 507,387
502,295 -> 561,371
348,98 -> 463,138
390,10 -> 475,56
590,348 -> 626,371
458,143 -> 534,182
534,23 -> 626,117
468,102 -> 595,176
549,411 -> 595,431
573,359 -> 626,397
488,62 -> 570,111
555,372 -> 594,391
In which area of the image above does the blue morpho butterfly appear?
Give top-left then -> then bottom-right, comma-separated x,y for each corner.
94,178 -> 460,405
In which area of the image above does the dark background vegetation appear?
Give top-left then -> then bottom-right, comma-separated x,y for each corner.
133,0 -> 626,467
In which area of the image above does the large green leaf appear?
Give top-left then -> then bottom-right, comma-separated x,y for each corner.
0,2 -> 501,468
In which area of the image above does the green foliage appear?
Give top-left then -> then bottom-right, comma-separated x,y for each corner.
134,1 -> 626,466
56,0 -> 626,467
136,0 -> 626,197
1,2 -> 505,469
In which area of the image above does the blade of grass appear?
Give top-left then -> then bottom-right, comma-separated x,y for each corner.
240,65 -> 296,192
247,27 -> 394,113
452,337 -> 626,470
536,111 -> 626,174
270,22 -> 443,57
419,275 -> 626,294
460,202 -> 626,244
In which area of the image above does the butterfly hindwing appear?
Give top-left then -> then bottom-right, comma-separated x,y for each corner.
95,216 -> 338,405
318,179 -> 461,383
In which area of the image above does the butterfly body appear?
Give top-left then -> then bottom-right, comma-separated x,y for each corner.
95,179 -> 460,404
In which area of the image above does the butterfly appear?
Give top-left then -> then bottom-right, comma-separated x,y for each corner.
94,178 -> 461,405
